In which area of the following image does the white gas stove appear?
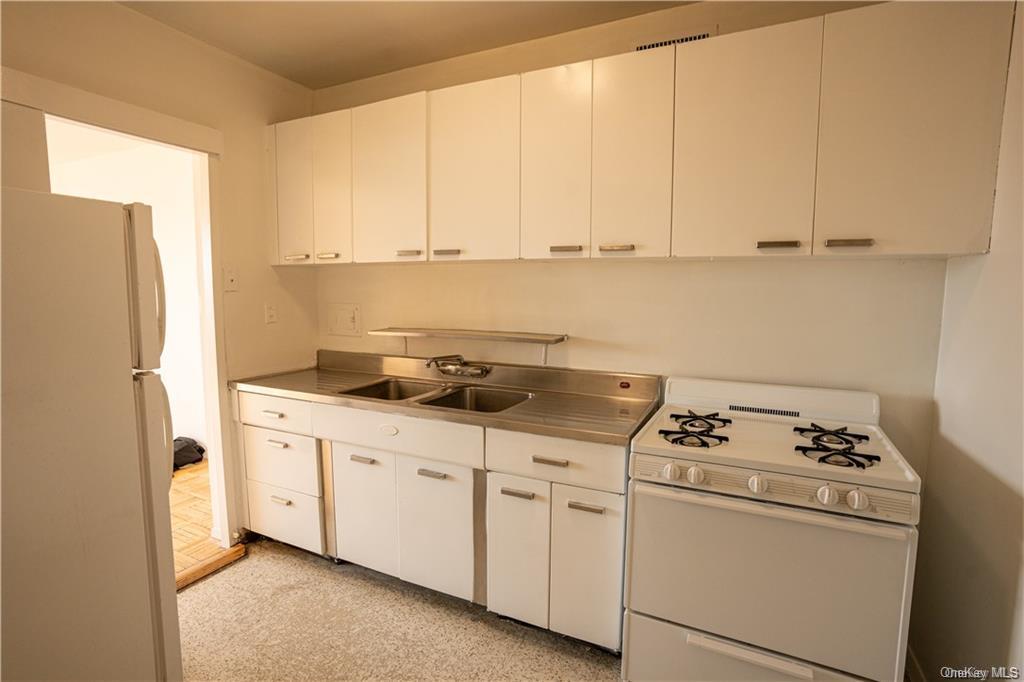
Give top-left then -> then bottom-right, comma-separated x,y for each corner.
623,377 -> 921,682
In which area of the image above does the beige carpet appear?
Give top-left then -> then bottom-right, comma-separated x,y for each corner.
177,540 -> 621,681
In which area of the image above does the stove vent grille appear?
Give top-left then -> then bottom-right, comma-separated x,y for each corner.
636,30 -> 713,52
729,404 -> 800,418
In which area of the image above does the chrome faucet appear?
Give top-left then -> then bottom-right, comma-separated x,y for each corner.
425,354 -> 492,378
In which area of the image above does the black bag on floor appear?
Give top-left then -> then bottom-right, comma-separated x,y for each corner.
173,437 -> 206,470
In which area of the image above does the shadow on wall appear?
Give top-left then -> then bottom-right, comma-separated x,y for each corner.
911,429 -> 1023,675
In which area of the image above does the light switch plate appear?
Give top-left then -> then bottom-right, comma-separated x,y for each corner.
264,304 -> 278,324
327,303 -> 361,336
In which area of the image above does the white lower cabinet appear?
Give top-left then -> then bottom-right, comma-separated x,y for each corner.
549,483 -> 625,650
486,473 -> 551,628
396,455 -> 476,601
247,479 -> 324,554
332,443 -> 400,577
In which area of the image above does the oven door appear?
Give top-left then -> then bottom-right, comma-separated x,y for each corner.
625,481 -> 916,682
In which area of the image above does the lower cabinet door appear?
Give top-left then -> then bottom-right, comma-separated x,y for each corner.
396,455 -> 476,600
486,472 -> 551,628
332,443 -> 399,577
549,483 -> 625,650
247,479 -> 324,554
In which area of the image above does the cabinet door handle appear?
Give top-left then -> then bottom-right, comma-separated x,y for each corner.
395,249 -> 422,257
417,468 -> 447,480
567,500 -> 605,515
756,240 -> 801,249
500,487 -> 536,500
549,245 -> 583,253
266,439 -> 289,449
261,410 -> 284,419
270,495 -> 293,506
598,244 -> 636,253
317,252 -> 340,259
824,238 -> 875,248
685,634 -> 813,679
350,454 -> 376,465
283,253 -> 310,261
432,248 -> 462,256
532,455 -> 569,468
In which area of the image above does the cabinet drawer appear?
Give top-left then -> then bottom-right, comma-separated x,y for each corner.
332,443 -> 400,577
550,484 -> 625,650
486,472 -> 551,628
312,403 -> 483,468
247,479 -> 324,554
239,392 -> 312,435
243,425 -> 320,497
486,429 -> 627,493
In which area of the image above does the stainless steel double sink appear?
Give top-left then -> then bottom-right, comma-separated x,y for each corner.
337,378 -> 531,414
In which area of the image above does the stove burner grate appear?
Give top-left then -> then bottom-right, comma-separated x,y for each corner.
794,422 -> 879,469
671,410 -> 732,432
659,428 -> 729,448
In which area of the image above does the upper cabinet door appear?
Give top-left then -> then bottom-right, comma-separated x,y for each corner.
521,61 -> 592,260
815,2 -> 1014,256
312,110 -> 353,264
673,20 -> 822,258
429,75 -> 520,261
352,92 -> 427,262
592,47 -> 674,258
275,117 -> 314,265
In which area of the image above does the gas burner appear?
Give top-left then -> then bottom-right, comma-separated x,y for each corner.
797,446 -> 881,469
671,410 -> 732,432
794,422 -> 870,447
659,427 -> 729,449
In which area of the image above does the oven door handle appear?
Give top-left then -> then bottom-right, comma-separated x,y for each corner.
685,633 -> 814,679
633,483 -> 912,541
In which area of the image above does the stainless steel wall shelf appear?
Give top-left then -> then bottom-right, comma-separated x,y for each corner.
368,327 -> 569,364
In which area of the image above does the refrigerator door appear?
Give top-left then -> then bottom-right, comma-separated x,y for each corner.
2,187 -> 180,680
126,202 -> 165,370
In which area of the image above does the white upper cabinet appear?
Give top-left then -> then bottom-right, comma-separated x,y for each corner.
814,2 -> 1014,256
428,75 -> 521,261
352,92 -> 428,262
520,61 -> 592,259
274,117 -> 314,264
673,19 -> 822,258
311,109 -> 353,263
591,47 -> 674,258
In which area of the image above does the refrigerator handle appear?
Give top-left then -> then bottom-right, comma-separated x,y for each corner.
157,375 -> 174,483
153,240 -> 167,358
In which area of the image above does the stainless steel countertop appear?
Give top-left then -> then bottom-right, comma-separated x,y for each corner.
230,353 -> 662,446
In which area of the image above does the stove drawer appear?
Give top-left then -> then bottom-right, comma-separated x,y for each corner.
623,612 -> 857,681
486,429 -> 627,493
626,482 -> 916,681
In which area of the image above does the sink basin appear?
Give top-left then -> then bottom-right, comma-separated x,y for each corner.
339,378 -> 442,401
418,386 -> 530,413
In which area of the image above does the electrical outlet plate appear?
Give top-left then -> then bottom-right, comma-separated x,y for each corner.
264,304 -> 278,324
327,303 -> 360,336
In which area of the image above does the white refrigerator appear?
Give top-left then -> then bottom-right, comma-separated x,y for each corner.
2,187 -> 183,680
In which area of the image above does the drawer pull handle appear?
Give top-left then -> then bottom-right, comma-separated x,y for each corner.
685,633 -> 813,679
395,249 -> 422,257
417,468 -> 447,480
261,410 -> 285,419
567,500 -> 605,515
379,424 -> 399,436
598,244 -> 635,253
283,253 -> 310,261
350,454 -> 376,465
266,439 -> 289,449
432,248 -> 462,256
549,245 -> 583,253
317,252 -> 340,259
824,238 -> 875,248
270,495 -> 293,506
500,487 -> 536,500
756,240 -> 801,249
532,455 -> 569,468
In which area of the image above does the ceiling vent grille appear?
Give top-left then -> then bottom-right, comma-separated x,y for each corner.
636,30 -> 713,52
729,404 -> 800,418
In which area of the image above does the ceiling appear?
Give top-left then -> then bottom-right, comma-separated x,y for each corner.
123,1 -> 684,89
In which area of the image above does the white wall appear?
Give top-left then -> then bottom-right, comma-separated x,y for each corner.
46,117 -> 210,447
910,6 -> 1023,675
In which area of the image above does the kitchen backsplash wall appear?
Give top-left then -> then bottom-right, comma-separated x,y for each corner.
317,257 -> 946,475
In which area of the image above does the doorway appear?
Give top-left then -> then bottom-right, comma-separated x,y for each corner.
44,115 -> 243,586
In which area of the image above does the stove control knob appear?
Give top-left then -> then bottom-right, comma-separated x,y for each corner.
747,475 -> 768,494
662,463 -> 681,481
816,485 -> 839,506
846,489 -> 870,511
686,466 -> 705,485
